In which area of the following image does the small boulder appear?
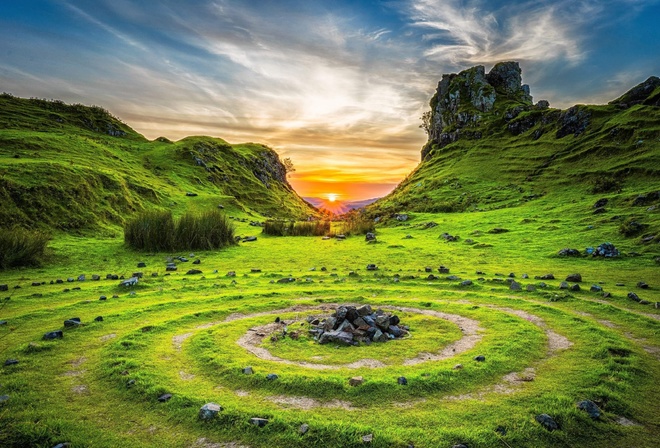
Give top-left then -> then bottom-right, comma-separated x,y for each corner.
158,393 -> 172,402
137,262 -> 147,268
362,434 -> 373,443
43,330 -> 63,340
349,376 -> 364,386
186,269 -> 202,275
397,376 -> 408,385
365,233 -> 376,242
509,281 -> 522,291
627,292 -> 641,302
474,355 -> 486,362
249,417 -> 268,427
94,316 -> 103,322
266,373 -> 279,381
577,400 -> 601,419
299,423 -> 309,435
199,403 -> 222,420
4,359 -> 18,366
277,277 -> 295,284
637,281 -> 649,289
566,273 -> 582,282
0,395 -> 9,404
460,280 -> 473,287
535,414 -> 558,431
242,366 -> 254,375
366,264 -> 378,271
570,284 -> 581,292
590,284 -> 603,293
120,277 -> 139,287
64,318 -> 81,328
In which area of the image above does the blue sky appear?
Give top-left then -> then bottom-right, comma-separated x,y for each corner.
1,0 -> 659,199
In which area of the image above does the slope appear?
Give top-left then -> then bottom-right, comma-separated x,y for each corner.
0,94 -> 313,231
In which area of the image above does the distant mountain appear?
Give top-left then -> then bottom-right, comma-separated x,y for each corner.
304,197 -> 379,214
0,94 -> 314,230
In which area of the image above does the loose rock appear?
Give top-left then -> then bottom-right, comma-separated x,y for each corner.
566,273 -> 582,282
250,417 -> 268,427
577,400 -> 601,419
349,376 -> 364,387
43,330 -> 63,340
535,414 -> 558,431
199,403 -> 222,420
158,393 -> 172,402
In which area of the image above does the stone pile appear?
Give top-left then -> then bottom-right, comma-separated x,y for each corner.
308,305 -> 408,346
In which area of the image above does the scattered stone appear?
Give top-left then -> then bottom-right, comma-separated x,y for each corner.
637,281 -> 649,289
590,284 -> 603,293
120,277 -> 139,287
77,275 -> 85,282
566,273 -> 582,282
199,403 -> 222,420
242,236 -> 257,242
31,282 -> 41,287
299,423 -> 310,435
137,262 -> 146,268
0,321 -> 6,326
64,318 -> 81,328
94,316 -> 103,322
186,192 -> 198,197
266,373 -> 278,381
362,434 -> 373,443
365,233 -> 376,242
166,265 -> 177,272
559,281 -> 569,290
99,295 -> 107,301
186,269 -> 202,275
242,367 -> 254,375
43,330 -> 63,340
453,364 -> 463,370
592,242 -> 620,257
0,285 -> 7,292
488,227 -> 509,234
594,198 -> 608,208
536,273 -> 555,280
509,281 -> 522,291
277,277 -> 295,284
536,414 -> 558,431
438,265 -> 450,274
460,280 -> 473,287
526,285 -> 536,292
227,271 -> 236,277
627,292 -> 641,302
570,284 -> 581,292
366,264 -> 378,271
349,376 -> 364,387
0,395 -> 9,404
522,273 -> 529,279
440,232 -> 459,242
249,417 -> 268,427
397,376 -> 408,385
558,248 -> 581,257
474,355 -> 486,362
4,359 -> 19,366
158,393 -> 172,402
193,259 -> 201,265
577,400 -> 601,419
251,269 -> 262,273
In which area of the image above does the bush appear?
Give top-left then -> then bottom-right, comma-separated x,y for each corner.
591,176 -> 622,194
124,210 -> 234,251
263,220 -> 330,237
0,228 -> 50,269
339,212 -> 375,236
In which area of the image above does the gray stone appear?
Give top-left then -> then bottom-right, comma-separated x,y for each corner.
590,284 -> 603,293
535,413 -> 558,431
199,403 -> 222,420
438,265 -> 450,274
299,423 -> 309,435
242,366 -> 254,375
460,280 -> 473,287
559,281 -> 569,290
158,393 -> 172,402
0,320 -> 6,326
94,316 -> 103,322
566,273 -> 582,282
227,271 -> 236,277
4,359 -> 18,366
627,292 -> 641,302
99,295 -> 107,301
577,400 -> 601,419
249,417 -> 268,427
319,331 -> 354,345
120,277 -> 139,287
357,305 -> 372,316
637,281 -> 649,289
362,433 -> 373,443
570,284 -> 581,292
509,281 -> 522,291
0,395 -> 9,404
365,233 -> 376,242
137,262 -> 146,268
474,355 -> 486,362
397,376 -> 408,385
64,318 -> 81,328
186,269 -> 202,275
43,330 -> 63,340
242,236 -> 257,242
77,275 -> 85,282
366,263 -> 378,271
277,277 -> 295,283
266,373 -> 278,381
0,285 -> 7,292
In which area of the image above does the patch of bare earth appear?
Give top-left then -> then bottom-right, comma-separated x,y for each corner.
233,304 -> 482,370
100,333 -> 116,342
179,370 -> 195,380
190,438 -> 250,448
266,395 -> 357,410
615,416 -> 640,426
598,319 -> 618,328
71,385 -> 88,394
172,332 -> 193,350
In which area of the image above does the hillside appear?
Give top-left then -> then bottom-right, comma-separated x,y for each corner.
369,63 -> 660,251
0,94 -> 313,231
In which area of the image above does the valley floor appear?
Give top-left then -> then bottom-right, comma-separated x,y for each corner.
1,205 -> 659,447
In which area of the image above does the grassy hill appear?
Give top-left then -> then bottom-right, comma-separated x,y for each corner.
0,94 -> 313,232
369,64 -> 660,253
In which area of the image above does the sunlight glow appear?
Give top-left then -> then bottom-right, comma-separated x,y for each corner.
327,193 -> 338,202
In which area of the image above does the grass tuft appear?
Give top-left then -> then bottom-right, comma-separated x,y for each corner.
0,227 -> 50,269
263,220 -> 330,236
124,210 -> 234,251
339,211 -> 375,236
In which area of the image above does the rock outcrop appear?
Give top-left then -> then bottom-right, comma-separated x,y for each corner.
423,61 -> 536,158
609,76 -> 660,108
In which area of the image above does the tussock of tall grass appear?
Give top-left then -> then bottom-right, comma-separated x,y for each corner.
339,212 -> 375,235
0,227 -> 50,269
124,210 -> 234,251
263,220 -> 330,237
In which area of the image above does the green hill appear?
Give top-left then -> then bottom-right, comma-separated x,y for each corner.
0,94 -> 313,231
370,62 -> 660,251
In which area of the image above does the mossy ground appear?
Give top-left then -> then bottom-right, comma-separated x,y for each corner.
1,199 -> 659,447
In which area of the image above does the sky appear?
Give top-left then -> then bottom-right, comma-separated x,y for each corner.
1,1 -> 659,201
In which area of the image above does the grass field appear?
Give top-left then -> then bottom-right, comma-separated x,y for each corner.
1,199 -> 659,448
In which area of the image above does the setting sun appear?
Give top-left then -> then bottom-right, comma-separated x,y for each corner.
327,193 -> 338,202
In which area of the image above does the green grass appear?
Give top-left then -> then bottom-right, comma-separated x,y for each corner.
0,227 -> 50,269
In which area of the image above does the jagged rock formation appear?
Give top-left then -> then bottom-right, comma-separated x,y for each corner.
609,76 -> 660,108
423,62 -> 538,158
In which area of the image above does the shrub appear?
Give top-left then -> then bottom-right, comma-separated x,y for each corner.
0,227 -> 50,269
339,212 -> 375,236
591,176 -> 622,194
263,220 -> 330,237
124,210 -> 234,251
124,210 -> 175,252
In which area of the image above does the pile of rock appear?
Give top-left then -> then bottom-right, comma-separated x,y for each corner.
308,305 -> 408,346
